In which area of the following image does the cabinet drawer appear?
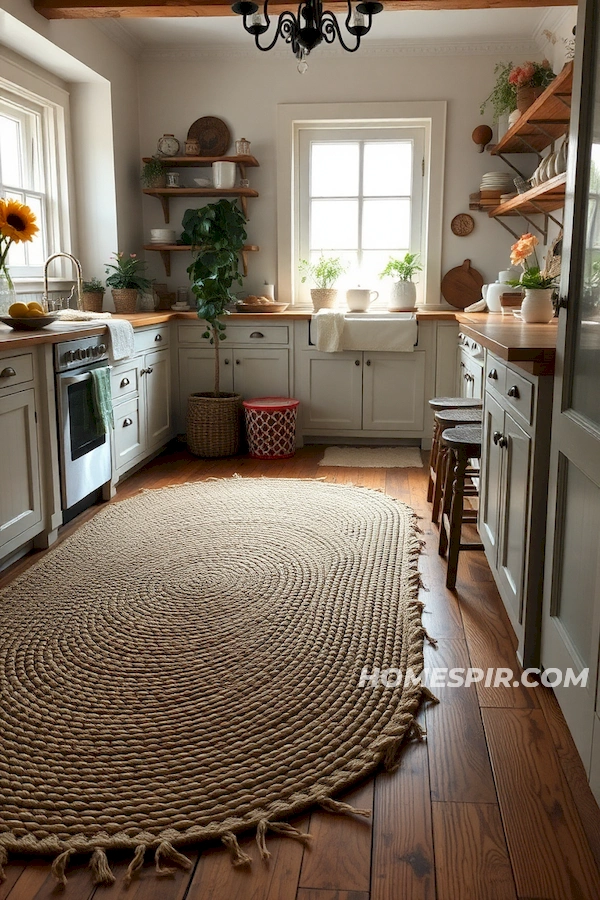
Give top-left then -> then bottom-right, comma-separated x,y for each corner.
134,326 -> 169,353
485,358 -> 506,394
111,363 -> 139,402
503,370 -> 534,425
113,397 -> 143,472
178,323 -> 289,345
0,353 -> 34,390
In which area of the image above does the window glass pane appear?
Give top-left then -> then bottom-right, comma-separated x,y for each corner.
311,199 -> 358,250
25,194 -> 44,265
362,198 -> 410,249
311,142 -> 359,197
0,115 -> 21,187
363,142 -> 413,196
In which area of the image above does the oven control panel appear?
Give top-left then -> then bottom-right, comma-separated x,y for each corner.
55,337 -> 109,372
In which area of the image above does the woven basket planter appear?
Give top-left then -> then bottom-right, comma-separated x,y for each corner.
310,288 -> 338,311
187,392 -> 242,458
111,289 -> 138,314
516,85 -> 544,113
81,291 -> 104,313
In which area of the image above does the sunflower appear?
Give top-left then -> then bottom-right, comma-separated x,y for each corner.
0,199 -> 39,244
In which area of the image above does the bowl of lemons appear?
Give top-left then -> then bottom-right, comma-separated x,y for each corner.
1,301 -> 57,330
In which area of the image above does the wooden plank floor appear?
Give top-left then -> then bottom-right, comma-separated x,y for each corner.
2,444 -> 600,900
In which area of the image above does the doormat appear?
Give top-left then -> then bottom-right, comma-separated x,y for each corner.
0,477 -> 432,886
319,446 -> 424,468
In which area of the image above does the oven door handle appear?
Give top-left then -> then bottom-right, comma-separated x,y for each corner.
60,367 -> 112,387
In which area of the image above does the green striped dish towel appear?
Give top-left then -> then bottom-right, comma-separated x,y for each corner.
91,366 -> 114,434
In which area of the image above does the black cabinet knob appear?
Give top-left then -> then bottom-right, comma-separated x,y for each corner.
120,378 -> 130,388
366,359 -> 371,366
123,417 -> 133,427
499,436 -> 508,449
154,334 -> 162,342
249,331 -> 264,339
507,385 -> 520,398
493,431 -> 502,445
0,367 -> 16,378
355,359 -> 360,366
488,369 -> 498,380
224,358 -> 230,365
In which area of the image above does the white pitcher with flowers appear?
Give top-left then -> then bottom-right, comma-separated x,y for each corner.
508,233 -> 556,323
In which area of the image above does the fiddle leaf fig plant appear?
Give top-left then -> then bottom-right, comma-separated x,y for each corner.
183,200 -> 247,396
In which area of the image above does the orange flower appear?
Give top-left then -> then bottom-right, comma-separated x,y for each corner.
0,198 -> 38,243
510,233 -> 538,266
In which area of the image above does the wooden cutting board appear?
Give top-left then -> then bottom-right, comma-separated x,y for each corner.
441,259 -> 484,309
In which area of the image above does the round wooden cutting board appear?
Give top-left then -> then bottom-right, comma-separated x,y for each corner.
441,259 -> 484,309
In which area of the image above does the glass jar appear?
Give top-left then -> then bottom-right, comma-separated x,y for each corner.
235,138 -> 251,156
0,272 -> 16,316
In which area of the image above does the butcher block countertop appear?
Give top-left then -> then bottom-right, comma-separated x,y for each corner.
0,310 -> 558,371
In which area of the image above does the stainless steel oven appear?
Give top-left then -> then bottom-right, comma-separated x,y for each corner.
55,336 -> 112,518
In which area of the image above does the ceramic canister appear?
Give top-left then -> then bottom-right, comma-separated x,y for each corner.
212,161 -> 236,190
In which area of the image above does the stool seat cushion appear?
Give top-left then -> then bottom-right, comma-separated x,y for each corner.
434,408 -> 482,427
441,424 -> 482,457
428,396 -> 483,411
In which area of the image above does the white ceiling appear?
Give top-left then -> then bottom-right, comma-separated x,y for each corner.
105,8 -> 562,50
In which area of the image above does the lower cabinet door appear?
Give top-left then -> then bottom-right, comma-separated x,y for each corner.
144,348 -> 171,451
113,397 -> 144,473
362,351 -> 425,431
0,388 -> 42,547
497,410 -> 531,627
178,348 -> 234,414
232,348 -> 289,399
298,352 -> 363,430
479,390 -> 504,559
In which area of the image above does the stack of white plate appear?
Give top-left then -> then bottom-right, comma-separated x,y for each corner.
479,172 -> 515,192
150,228 -> 176,244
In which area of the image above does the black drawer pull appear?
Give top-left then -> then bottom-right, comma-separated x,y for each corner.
366,359 -> 371,366
120,377 -> 130,388
235,359 -> 240,365
493,431 -> 502,445
224,358 -> 230,365
147,367 -> 153,374
123,417 -> 133,427
499,435 -> 508,449
507,385 -> 520,399
0,367 -> 16,378
488,369 -> 498,380
355,359 -> 360,366
154,334 -> 163,342
249,331 -> 264,339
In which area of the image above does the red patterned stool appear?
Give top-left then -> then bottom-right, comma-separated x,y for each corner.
243,397 -> 300,459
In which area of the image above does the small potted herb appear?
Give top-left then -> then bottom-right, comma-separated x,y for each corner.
105,252 -> 152,314
81,277 -> 105,313
379,252 -> 422,309
299,254 -> 346,310
480,61 -> 517,123
141,156 -> 166,189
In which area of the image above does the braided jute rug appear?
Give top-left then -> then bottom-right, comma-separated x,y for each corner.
0,476 -> 434,886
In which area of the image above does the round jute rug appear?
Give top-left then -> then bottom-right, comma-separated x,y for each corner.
0,477 -> 431,884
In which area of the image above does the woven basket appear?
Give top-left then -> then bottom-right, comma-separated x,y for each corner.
81,291 -> 104,313
111,289 -> 138,314
187,392 -> 242,458
311,288 -> 338,311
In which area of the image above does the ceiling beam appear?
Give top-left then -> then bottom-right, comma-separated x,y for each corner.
33,0 -> 574,20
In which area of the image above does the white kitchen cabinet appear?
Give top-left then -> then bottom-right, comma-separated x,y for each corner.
363,352 -> 425,431
0,387 -> 42,550
479,350 -> 551,666
179,346 -> 289,407
297,352 -> 363,430
457,334 -> 484,399
144,347 -> 171,451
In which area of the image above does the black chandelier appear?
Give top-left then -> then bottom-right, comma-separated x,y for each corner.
231,0 -> 384,73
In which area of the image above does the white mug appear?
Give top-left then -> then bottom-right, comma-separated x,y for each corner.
346,289 -> 379,312
212,161 -> 236,190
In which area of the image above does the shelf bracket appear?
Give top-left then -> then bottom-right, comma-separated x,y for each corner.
495,152 -> 531,181
517,211 -> 547,242
493,217 -> 521,240
159,194 -> 170,224
527,200 -> 563,230
159,250 -> 171,277
240,195 -> 248,220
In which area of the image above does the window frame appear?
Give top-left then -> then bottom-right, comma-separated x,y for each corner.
277,101 -> 447,308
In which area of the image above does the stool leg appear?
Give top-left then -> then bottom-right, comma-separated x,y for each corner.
446,452 -> 468,591
427,420 -> 440,502
438,448 -> 455,557
431,445 -> 447,526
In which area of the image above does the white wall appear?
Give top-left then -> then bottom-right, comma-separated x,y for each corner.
138,44 -> 556,304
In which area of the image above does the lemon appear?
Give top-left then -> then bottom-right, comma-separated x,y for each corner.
27,309 -> 46,318
27,301 -> 45,314
8,302 -> 29,318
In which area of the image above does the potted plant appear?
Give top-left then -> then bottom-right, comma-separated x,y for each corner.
81,277 -> 104,313
508,60 -> 556,113
508,232 -> 556,323
379,252 -> 422,310
299,254 -> 346,310
183,199 -> 247,458
141,156 -> 166,189
105,252 -> 152,314
480,61 -> 517,124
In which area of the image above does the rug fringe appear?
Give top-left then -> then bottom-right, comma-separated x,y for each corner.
124,844 -> 146,886
222,831 -> 252,867
90,847 -> 115,885
51,848 -> 72,887
154,841 -> 192,877
0,846 -> 7,882
318,797 -> 371,818
255,820 -> 312,861
421,685 -> 440,704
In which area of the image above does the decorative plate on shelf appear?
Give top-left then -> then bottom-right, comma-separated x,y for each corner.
451,213 -> 475,237
0,315 -> 57,330
187,117 -> 231,157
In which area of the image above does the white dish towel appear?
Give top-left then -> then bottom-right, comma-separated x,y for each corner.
315,309 -> 346,352
104,319 -> 135,362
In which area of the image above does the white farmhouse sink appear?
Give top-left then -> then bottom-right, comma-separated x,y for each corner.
311,311 -> 418,352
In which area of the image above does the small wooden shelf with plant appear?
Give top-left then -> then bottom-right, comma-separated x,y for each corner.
144,243 -> 260,277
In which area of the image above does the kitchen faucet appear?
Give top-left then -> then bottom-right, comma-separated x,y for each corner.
43,252 -> 84,312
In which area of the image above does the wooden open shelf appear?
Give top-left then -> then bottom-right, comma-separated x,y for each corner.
144,243 -> 259,277
142,155 -> 259,169
143,187 -> 259,223
492,61 -> 573,156
487,173 -> 566,218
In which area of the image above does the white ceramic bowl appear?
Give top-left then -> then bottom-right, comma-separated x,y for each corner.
193,177 -> 212,188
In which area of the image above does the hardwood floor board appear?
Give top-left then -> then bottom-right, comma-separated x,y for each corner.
0,864 -> 27,900
2,856 -> 96,900
424,640 -> 497,803
90,849 -> 199,900
186,816 -> 308,900
482,707 -> 600,900
536,685 -> 600,873
431,802 -> 517,900
298,782 -> 373,893
383,468 -> 411,505
296,891 -> 369,900
371,711 -> 435,900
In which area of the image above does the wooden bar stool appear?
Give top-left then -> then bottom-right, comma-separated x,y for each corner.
427,397 -> 482,503
431,407 -> 482,525
438,424 -> 484,590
